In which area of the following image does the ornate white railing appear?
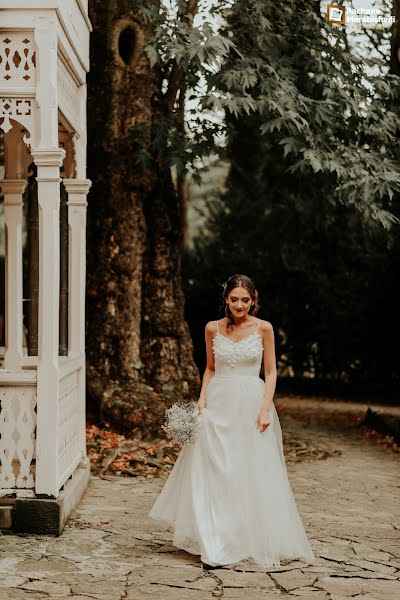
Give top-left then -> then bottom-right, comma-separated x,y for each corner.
0,377 -> 36,490
57,365 -> 83,489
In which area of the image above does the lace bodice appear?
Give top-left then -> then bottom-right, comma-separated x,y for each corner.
212,319 -> 264,377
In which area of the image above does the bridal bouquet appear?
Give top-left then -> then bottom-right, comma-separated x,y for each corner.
162,401 -> 201,446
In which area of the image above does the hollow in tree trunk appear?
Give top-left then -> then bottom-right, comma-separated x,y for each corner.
86,0 -> 199,437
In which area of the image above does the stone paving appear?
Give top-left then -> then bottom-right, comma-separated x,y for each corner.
1,397 -> 400,600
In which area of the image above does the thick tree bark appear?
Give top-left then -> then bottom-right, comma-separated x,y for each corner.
86,0 -> 199,436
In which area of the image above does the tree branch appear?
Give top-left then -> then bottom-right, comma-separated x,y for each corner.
164,0 -> 199,112
360,25 -> 389,62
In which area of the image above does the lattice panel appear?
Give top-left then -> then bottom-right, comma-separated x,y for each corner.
57,57 -> 80,130
0,97 -> 33,138
0,32 -> 36,86
58,369 -> 81,487
0,386 -> 36,489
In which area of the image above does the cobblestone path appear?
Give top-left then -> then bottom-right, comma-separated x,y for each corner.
1,397 -> 399,599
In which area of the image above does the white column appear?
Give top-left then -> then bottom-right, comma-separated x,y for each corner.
31,148 -> 65,497
63,178 -> 91,457
33,18 -> 58,149
0,180 -> 27,370
63,179 -> 91,358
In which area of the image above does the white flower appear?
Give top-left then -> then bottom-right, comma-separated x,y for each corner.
162,401 -> 201,446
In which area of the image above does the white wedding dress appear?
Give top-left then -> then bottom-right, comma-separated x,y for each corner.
149,318 -> 315,568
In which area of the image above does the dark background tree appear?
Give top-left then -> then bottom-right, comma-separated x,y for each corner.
183,0 -> 400,395
86,0 -> 199,436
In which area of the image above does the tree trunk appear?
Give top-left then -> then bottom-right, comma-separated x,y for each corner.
86,0 -> 199,437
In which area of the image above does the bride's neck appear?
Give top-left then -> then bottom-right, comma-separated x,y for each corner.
230,315 -> 250,327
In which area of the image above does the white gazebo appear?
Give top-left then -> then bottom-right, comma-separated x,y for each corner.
0,1 -> 92,533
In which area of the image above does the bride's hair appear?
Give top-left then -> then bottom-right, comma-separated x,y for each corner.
221,274 -> 260,329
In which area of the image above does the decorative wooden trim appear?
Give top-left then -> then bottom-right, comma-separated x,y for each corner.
55,2 -> 91,73
0,32 -> 36,87
0,87 -> 35,97
30,148 -> 66,167
0,97 -> 34,142
0,385 -> 37,489
0,371 -> 37,385
59,354 -> 83,379
63,178 -> 91,196
75,0 -> 92,31
57,56 -> 81,133
0,179 -> 28,196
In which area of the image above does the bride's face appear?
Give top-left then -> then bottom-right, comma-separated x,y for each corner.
226,286 -> 253,317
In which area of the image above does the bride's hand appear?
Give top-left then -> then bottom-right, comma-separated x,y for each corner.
257,409 -> 271,432
197,399 -> 205,415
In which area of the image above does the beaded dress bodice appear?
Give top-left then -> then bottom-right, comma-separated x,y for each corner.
212,319 -> 264,377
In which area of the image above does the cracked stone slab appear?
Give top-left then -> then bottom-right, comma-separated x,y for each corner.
290,588 -> 329,598
0,575 -> 29,588
210,568 -> 277,589
46,573 -> 128,599
325,569 -> 397,580
0,558 -> 24,574
66,597 -> 110,600
0,591 -> 48,600
76,558 -> 139,577
351,543 -> 393,562
132,565 -> 217,592
340,559 -> 397,575
19,579 -> 71,595
269,570 -> 317,591
222,589 -> 283,599
127,585 -> 217,599
314,575 -> 400,596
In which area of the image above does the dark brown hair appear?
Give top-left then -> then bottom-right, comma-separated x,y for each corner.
221,274 -> 260,329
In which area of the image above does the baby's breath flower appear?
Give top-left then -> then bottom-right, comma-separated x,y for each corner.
162,401 -> 201,446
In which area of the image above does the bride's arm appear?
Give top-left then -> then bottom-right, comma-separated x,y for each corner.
261,321 -> 277,411
197,321 -> 216,414
257,321 -> 277,431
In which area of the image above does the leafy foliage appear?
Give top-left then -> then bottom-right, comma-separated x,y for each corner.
213,0 -> 400,223
182,1 -> 400,383
132,0 -> 400,221
125,1 -> 400,383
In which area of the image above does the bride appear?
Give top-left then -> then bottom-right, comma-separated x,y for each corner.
149,274 -> 315,569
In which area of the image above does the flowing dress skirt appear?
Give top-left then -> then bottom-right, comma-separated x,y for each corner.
149,374 -> 315,568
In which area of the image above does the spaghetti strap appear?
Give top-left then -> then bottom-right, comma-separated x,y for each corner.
256,318 -> 262,332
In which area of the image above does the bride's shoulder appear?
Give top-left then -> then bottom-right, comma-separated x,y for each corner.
257,319 -> 274,335
205,319 -> 220,335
